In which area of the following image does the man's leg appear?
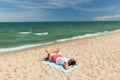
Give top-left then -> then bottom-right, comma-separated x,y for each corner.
45,50 -> 54,60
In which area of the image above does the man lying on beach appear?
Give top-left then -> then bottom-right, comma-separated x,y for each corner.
45,48 -> 76,70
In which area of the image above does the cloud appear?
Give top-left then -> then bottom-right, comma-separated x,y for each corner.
93,14 -> 120,21
0,0 -> 118,12
0,0 -> 120,21
1,0 -> 92,9
2,0 -> 116,12
73,5 -> 115,12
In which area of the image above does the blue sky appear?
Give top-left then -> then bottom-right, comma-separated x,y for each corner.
0,0 -> 120,22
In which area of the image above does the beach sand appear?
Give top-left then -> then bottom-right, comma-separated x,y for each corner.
0,31 -> 120,80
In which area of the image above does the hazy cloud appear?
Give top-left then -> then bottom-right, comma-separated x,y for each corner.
94,14 -> 120,21
74,5 -> 115,12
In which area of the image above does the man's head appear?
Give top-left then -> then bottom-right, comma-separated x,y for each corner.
68,59 -> 76,66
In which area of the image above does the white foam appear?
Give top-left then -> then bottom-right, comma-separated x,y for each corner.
33,32 -> 48,36
57,29 -> 120,42
112,29 -> 120,33
0,42 -> 53,53
18,32 -> 31,34
57,33 -> 100,42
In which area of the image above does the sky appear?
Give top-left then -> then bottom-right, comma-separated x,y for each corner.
0,0 -> 120,22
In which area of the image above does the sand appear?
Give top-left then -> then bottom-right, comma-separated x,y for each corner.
0,31 -> 120,80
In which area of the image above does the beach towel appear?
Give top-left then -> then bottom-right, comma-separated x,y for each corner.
42,60 -> 81,73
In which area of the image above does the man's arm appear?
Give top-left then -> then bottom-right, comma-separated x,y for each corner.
63,62 -> 70,70
45,48 -> 60,53
45,50 -> 50,54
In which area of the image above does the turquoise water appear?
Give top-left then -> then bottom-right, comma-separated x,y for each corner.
0,21 -> 120,52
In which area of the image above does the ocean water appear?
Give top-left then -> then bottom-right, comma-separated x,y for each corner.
0,21 -> 120,52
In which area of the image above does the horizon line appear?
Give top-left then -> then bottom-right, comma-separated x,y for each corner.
0,20 -> 119,23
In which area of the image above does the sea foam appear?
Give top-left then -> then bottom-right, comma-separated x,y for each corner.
56,29 -> 120,42
18,32 -> 31,34
33,32 -> 48,36
0,42 -> 53,53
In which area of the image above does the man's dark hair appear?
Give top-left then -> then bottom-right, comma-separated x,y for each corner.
68,59 -> 76,66
71,60 -> 76,65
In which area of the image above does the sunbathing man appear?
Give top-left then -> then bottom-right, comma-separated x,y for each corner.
45,48 -> 76,70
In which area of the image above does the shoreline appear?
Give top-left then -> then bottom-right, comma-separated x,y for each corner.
0,29 -> 120,54
0,30 -> 120,80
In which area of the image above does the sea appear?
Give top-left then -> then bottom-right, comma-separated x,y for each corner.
0,21 -> 120,52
